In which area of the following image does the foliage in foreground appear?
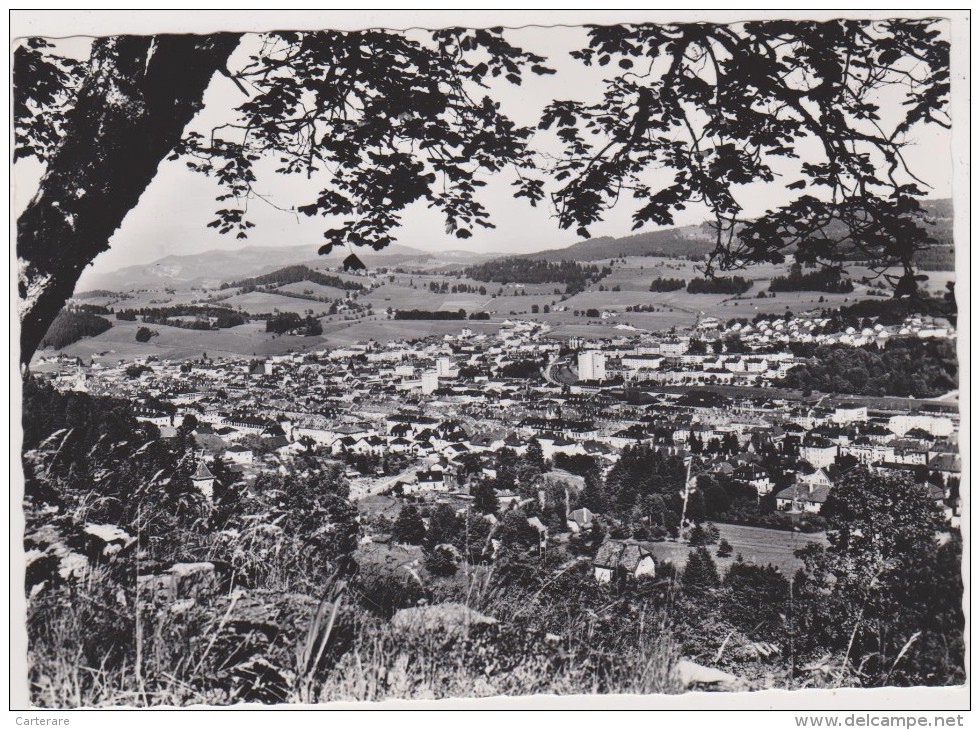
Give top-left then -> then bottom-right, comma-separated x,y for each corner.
21,382 -> 964,706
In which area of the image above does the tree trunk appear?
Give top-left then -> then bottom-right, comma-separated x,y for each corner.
17,33 -> 241,366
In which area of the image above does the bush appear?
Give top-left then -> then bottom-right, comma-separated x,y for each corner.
391,504 -> 426,545
355,567 -> 429,619
135,326 -> 156,343
423,545 -> 459,577
682,547 -> 720,594
687,523 -> 719,547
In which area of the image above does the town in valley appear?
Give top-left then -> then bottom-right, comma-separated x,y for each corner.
32,248 -> 961,588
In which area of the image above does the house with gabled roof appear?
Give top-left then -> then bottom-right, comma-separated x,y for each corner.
798,466 -> 834,490
774,481 -> 831,514
593,539 -> 656,583
928,451 -> 961,479
412,468 -> 449,493
567,507 -> 595,534
224,444 -> 254,466
733,464 -> 774,495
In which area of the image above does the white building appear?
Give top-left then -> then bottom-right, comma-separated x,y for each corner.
621,355 -> 663,372
659,340 -> 688,357
224,445 -> 255,466
421,371 -> 440,395
888,414 -> 955,438
833,406 -> 869,425
578,350 -> 607,382
801,443 -> 838,468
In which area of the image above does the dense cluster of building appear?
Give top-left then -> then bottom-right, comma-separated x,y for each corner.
36,313 -> 961,530
577,313 -> 957,387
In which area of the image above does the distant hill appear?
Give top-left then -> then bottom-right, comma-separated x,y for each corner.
219,265 -> 366,292
74,199 -> 953,292
516,223 -> 717,263
76,243 -> 492,292
512,198 -> 954,268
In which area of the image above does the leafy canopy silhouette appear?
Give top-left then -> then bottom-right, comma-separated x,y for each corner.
15,20 -> 950,363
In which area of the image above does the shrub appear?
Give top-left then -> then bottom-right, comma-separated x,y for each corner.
135,326 -> 156,343
424,545 -> 459,577
391,504 -> 426,545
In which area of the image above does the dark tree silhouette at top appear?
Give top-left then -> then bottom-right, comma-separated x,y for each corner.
15,29 -> 552,364
542,21 -> 949,292
15,20 -> 950,365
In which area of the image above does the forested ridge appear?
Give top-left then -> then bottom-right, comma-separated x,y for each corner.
769,265 -> 854,293
220,265 -> 364,292
38,310 -> 112,350
464,258 -> 610,296
115,304 -> 248,330
686,276 -> 753,295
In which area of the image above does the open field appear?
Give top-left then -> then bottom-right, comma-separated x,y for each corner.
72,288 -> 212,310
50,320 -> 325,364
565,256 -> 955,319
565,266 -> 867,316
363,275 -> 562,310
647,523 -> 828,577
276,281 -> 349,298
483,294 -> 560,316
597,257 -> 954,295
512,258 -> 957,334
40,311 -> 502,365
361,283 -> 479,312
219,290 -> 334,316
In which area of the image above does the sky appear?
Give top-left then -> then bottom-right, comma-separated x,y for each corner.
12,21 -> 954,287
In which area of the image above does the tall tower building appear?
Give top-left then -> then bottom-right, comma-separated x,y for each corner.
578,350 -> 606,382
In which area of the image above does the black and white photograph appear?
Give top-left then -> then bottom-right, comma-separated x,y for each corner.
11,9 -> 968,712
